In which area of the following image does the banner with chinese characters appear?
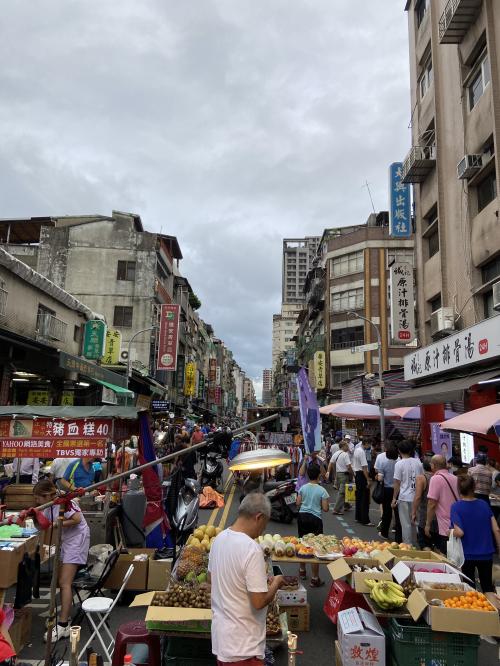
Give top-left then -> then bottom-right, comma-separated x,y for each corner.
430,423 -> 452,460
314,351 -> 326,389
296,368 -> 321,453
198,373 -> 205,399
214,386 -> 222,405
101,329 -> 122,365
308,359 -> 316,389
156,304 -> 180,371
27,390 -> 50,406
83,320 -> 107,360
184,362 -> 196,396
389,162 -> 411,238
0,418 -> 109,458
404,316 -> 500,381
389,262 -> 415,344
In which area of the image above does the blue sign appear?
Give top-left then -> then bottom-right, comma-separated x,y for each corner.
389,162 -> 411,238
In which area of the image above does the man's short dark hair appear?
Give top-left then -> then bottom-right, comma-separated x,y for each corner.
397,440 -> 414,455
385,443 -> 399,461
307,463 -> 321,481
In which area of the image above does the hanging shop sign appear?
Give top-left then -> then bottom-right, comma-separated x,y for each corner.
0,418 -> 110,457
156,304 -> 180,371
390,262 -> 415,344
101,329 -> 122,365
198,373 -> 205,399
308,359 -> 316,389
184,362 -> 196,396
83,320 -> 107,360
152,399 -> 169,411
60,391 -> 74,406
404,316 -> 500,381
59,352 -> 128,388
314,351 -> 326,389
214,386 -> 222,405
389,162 -> 411,238
27,390 -> 50,406
209,358 -> 217,383
215,366 -> 221,386
430,423 -> 452,460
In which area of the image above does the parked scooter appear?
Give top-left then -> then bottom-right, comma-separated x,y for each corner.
199,451 -> 224,492
165,470 -> 200,549
264,477 -> 298,523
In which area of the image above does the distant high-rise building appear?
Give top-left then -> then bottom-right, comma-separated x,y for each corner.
262,368 -> 273,404
282,237 -> 320,304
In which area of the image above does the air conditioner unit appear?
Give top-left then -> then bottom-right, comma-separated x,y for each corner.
430,307 -> 456,338
457,154 -> 482,180
493,281 -> 500,312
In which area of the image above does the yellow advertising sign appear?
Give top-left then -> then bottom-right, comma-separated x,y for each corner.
184,362 -> 196,396
27,390 -> 50,406
61,391 -> 74,406
314,350 -> 326,390
308,359 -> 316,389
101,329 -> 122,365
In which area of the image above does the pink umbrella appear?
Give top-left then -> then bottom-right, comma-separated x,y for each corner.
391,406 -> 460,421
440,403 -> 500,435
319,401 -> 400,420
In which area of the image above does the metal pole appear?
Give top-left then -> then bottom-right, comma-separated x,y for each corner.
127,326 -> 157,388
28,412 -> 281,514
44,503 -> 65,666
347,312 -> 385,448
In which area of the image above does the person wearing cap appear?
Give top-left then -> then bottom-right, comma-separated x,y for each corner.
468,454 -> 493,505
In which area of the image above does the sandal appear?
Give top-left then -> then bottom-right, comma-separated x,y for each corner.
299,567 -> 307,580
310,578 -> 325,588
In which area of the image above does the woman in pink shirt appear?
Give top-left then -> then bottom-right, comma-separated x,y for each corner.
425,455 -> 459,555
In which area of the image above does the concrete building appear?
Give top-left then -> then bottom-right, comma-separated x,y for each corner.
282,237 -> 320,305
403,0 -> 500,345
262,368 -> 273,405
272,303 -> 303,372
242,376 -> 257,411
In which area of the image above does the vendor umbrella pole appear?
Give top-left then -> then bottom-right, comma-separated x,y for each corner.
44,503 -> 65,666
26,413 -> 281,516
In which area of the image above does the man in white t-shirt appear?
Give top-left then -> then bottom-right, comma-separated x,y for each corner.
208,493 -> 284,665
331,442 -> 353,515
391,440 -> 423,546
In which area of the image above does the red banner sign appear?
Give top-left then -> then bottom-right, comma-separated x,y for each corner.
209,358 -> 217,383
156,304 -> 180,371
0,418 -> 110,458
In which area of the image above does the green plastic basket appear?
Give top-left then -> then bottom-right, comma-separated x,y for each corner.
389,618 -> 479,666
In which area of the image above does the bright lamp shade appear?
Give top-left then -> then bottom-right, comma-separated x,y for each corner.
229,448 -> 291,471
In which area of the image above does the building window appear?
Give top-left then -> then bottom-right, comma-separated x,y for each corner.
483,291 -> 495,319
482,255 -> 500,284
331,288 -> 364,313
117,260 -> 136,281
469,52 -> 491,110
423,208 -> 439,258
416,0 -> 428,27
388,249 -> 414,266
419,57 -> 433,99
477,169 -> 497,212
429,294 -> 442,313
332,250 -> 364,277
73,325 -> 81,343
428,228 -> 439,258
331,326 -> 364,350
113,306 -> 133,328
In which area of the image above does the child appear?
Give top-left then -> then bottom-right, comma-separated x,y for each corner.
296,463 -> 329,587
33,480 -> 91,643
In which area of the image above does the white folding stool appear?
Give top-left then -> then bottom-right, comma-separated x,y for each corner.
78,563 -> 135,661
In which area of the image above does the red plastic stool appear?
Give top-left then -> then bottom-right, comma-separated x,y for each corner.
111,620 -> 161,666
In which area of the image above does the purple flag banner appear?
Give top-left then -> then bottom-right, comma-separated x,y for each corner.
296,367 -> 321,454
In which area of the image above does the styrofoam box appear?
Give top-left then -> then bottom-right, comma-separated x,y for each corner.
276,583 -> 307,606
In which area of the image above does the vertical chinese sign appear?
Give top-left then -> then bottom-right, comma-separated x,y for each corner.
184,362 -> 196,396
101,329 -> 122,365
156,304 -> 180,371
314,351 -> 326,389
389,162 -> 411,238
83,320 -> 107,360
390,262 -> 415,344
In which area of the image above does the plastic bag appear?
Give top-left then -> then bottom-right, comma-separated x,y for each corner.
345,483 -> 356,503
447,531 -> 465,568
372,480 -> 384,505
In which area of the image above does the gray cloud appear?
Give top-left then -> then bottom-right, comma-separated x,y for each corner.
0,1 -> 411,387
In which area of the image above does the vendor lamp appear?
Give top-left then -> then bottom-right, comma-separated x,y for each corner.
229,448 -> 291,472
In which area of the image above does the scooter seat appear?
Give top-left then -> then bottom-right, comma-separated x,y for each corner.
263,480 -> 285,492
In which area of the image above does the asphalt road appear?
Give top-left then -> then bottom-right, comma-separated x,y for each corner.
15,470 -> 499,665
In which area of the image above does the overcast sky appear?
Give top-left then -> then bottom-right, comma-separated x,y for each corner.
1,1 -> 411,399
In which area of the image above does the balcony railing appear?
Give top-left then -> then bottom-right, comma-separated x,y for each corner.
0,288 -> 7,317
331,297 -> 364,314
37,312 -> 67,342
439,0 -> 482,44
401,145 -> 436,184
331,340 -> 364,350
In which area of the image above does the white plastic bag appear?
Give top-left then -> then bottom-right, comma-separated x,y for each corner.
447,531 -> 465,568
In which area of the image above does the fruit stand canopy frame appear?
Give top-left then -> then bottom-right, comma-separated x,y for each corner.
0,406 -> 144,419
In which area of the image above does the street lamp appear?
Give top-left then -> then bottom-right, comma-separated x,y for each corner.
346,311 -> 385,447
126,326 -> 158,388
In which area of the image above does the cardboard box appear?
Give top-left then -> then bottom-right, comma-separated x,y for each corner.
324,580 -> 371,625
377,548 -> 447,565
407,588 -> 500,637
8,606 -> 32,653
391,560 -> 464,586
276,582 -> 307,606
105,548 -> 156,591
337,607 -> 385,666
147,558 -> 172,591
0,535 -> 38,588
327,557 -> 393,594
130,591 -> 212,633
282,603 -> 310,631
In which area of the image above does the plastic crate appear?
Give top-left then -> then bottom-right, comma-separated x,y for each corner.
389,618 -> 479,666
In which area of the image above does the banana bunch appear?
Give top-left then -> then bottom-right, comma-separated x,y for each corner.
365,580 -> 407,610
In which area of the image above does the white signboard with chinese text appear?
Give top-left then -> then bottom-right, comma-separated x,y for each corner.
390,262 -> 415,344
404,315 -> 500,381
460,433 -> 475,464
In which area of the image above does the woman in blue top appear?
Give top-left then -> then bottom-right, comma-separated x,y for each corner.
450,475 -> 500,592
296,463 -> 329,588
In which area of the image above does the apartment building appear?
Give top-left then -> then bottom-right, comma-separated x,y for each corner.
272,303 -> 303,372
282,237 -> 320,305
262,368 -> 273,405
403,0 -> 500,344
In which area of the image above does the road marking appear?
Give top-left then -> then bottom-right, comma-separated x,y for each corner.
218,479 -> 237,530
207,472 -> 233,527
